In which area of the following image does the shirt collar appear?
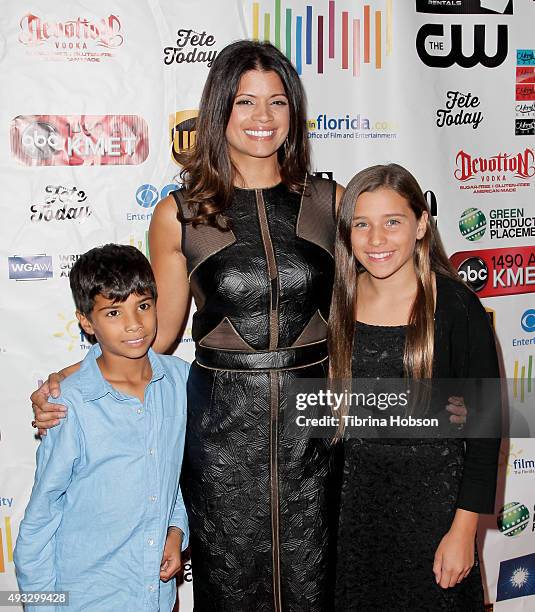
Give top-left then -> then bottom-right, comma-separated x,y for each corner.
80,343 -> 166,402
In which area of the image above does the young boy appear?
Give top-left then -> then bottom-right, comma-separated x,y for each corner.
14,244 -> 189,611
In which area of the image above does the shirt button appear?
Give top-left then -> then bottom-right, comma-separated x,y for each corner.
149,448 -> 154,455
151,495 -> 157,502
148,538 -> 154,546
137,408 -> 142,415
148,585 -> 154,592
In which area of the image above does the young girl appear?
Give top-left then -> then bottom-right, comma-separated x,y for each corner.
328,164 -> 500,611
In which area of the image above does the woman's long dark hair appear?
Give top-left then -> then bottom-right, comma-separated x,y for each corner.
328,164 -> 460,392
178,40 -> 310,229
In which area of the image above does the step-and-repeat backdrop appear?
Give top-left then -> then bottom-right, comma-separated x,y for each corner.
1,1 -> 534,610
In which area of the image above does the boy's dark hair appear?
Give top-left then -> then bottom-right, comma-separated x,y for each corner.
70,244 -> 157,317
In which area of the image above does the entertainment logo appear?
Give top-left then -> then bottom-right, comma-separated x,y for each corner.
307,113 -> 397,141
450,245 -> 535,297
170,111 -> 198,165
128,183 -> 179,221
496,552 -> 535,602
30,185 -> 91,223
8,255 -> 53,281
18,13 -> 123,62
164,28 -> 217,67
416,1 -> 513,69
458,207 -> 535,241
509,310 -> 535,349
11,115 -> 149,167
454,148 -> 534,195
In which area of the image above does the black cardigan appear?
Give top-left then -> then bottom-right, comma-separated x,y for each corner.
433,274 -> 501,514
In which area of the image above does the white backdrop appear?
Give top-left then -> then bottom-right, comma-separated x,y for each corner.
1,1 -> 534,610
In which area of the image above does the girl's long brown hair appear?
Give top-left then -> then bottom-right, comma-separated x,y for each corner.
328,164 -> 460,392
177,40 -> 310,229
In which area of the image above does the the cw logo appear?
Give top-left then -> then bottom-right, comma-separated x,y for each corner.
416,24 -> 508,68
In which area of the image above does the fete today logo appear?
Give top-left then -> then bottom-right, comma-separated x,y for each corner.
164,28 -> 217,67
30,185 -> 92,223
436,91 -> 483,129
11,115 -> 149,167
18,13 -> 123,62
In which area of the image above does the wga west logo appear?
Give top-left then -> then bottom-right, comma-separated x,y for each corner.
8,255 -> 53,281
416,1 -> 513,68
18,13 -> 124,62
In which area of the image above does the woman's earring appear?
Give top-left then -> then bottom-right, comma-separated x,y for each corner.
283,138 -> 289,156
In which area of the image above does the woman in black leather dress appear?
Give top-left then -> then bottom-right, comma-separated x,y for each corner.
328,164 -> 500,611
31,41 -> 343,611
151,42 -> 344,611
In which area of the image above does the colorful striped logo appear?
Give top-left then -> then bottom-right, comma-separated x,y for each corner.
0,517 -> 13,573
251,0 -> 393,76
513,355 -> 533,402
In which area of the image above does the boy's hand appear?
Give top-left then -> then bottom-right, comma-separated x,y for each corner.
160,527 -> 183,582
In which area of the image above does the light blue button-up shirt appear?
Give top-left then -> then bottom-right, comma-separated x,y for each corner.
14,344 -> 189,611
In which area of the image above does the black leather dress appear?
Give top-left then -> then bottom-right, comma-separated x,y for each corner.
172,176 -> 339,612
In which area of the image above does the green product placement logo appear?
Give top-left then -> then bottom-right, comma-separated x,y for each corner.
459,207 -> 487,241
497,502 -> 530,537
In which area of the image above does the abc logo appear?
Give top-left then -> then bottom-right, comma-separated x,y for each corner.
521,309 -> 535,333
457,257 -> 488,292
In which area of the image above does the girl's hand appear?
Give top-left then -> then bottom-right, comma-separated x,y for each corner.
446,395 -> 467,425
433,510 -> 478,588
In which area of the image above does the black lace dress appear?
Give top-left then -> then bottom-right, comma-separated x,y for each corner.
335,321 -> 486,612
